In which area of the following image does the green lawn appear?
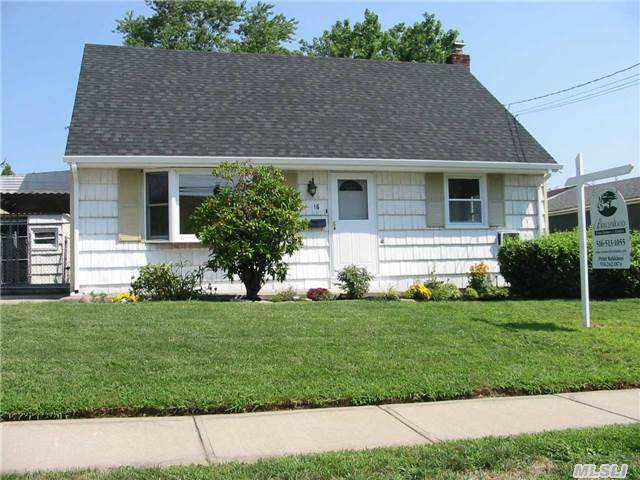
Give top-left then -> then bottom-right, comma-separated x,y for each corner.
1,299 -> 639,420
6,425 -> 640,479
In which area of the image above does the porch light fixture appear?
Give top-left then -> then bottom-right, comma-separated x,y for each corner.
307,177 -> 317,197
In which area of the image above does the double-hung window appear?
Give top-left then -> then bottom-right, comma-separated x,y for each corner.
146,172 -> 169,240
445,177 -> 485,226
145,170 -> 223,242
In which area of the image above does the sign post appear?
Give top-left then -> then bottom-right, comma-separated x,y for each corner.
575,155 -> 590,328
564,154 -> 634,328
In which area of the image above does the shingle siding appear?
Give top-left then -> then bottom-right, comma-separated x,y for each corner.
75,168 -> 544,293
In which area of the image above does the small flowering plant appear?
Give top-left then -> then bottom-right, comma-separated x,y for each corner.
405,283 -> 432,301
467,262 -> 490,293
306,287 -> 335,301
112,292 -> 139,303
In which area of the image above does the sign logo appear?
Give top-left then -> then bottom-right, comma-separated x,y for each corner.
590,186 -> 630,270
573,463 -> 628,478
597,190 -> 618,217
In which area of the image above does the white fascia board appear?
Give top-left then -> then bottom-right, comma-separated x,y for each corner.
64,155 -> 562,174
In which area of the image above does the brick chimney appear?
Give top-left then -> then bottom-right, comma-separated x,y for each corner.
447,40 -> 470,71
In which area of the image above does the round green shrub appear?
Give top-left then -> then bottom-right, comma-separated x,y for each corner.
464,287 -> 479,300
380,287 -> 401,301
271,287 -> 297,302
336,265 -> 373,299
497,230 -> 640,299
131,262 -> 207,301
430,282 -> 462,301
480,285 -> 510,300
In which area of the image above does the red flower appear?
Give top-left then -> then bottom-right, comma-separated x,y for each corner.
306,288 -> 328,300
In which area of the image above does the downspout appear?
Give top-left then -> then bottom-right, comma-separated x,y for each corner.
70,162 -> 80,293
543,173 -> 550,234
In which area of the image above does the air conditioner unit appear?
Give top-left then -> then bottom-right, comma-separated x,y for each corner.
497,231 -> 520,246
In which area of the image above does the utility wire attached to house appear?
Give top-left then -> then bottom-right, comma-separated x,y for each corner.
514,78 -> 640,116
507,62 -> 640,116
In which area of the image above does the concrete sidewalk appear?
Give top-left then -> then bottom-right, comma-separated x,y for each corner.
2,389 -> 638,474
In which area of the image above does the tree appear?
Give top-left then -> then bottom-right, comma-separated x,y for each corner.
234,2 -> 297,54
190,162 -> 308,300
116,0 -> 297,54
388,13 -> 459,64
300,10 -> 459,64
300,10 -> 390,60
116,0 -> 242,51
1,161 -> 14,176
116,3 -> 459,64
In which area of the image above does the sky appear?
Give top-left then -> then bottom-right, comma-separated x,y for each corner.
1,1 -> 639,188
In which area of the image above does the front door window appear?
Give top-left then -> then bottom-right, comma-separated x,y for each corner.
338,179 -> 368,220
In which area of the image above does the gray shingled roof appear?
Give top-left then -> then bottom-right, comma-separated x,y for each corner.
549,176 -> 640,213
65,44 -> 556,164
0,171 -> 70,194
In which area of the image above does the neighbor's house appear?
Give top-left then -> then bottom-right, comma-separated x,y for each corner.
0,171 -> 71,294
548,176 -> 640,232
64,43 -> 560,295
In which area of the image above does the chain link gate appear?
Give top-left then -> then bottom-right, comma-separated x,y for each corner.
1,218 -> 29,285
1,216 -> 70,294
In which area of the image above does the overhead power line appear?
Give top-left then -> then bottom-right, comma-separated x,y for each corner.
513,73 -> 639,114
514,79 -> 640,116
507,62 -> 640,107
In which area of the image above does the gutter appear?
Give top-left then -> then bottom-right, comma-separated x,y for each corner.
64,155 -> 562,174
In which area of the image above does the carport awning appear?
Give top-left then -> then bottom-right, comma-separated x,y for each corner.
1,193 -> 69,215
0,171 -> 69,194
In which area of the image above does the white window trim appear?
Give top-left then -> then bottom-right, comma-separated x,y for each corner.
444,174 -> 488,228
30,227 -> 60,251
174,168 -> 217,243
144,168 -> 218,243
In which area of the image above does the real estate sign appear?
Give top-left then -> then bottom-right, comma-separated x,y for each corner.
590,186 -> 630,269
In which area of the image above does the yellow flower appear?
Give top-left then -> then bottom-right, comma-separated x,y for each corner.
406,283 -> 432,301
468,262 -> 489,279
112,292 -> 139,303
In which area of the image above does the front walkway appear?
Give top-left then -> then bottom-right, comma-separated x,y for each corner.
0,293 -> 67,304
2,389 -> 638,474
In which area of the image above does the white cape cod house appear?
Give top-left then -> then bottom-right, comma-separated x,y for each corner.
64,44 -> 560,294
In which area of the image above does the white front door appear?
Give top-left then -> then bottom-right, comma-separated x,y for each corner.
329,173 -> 378,275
